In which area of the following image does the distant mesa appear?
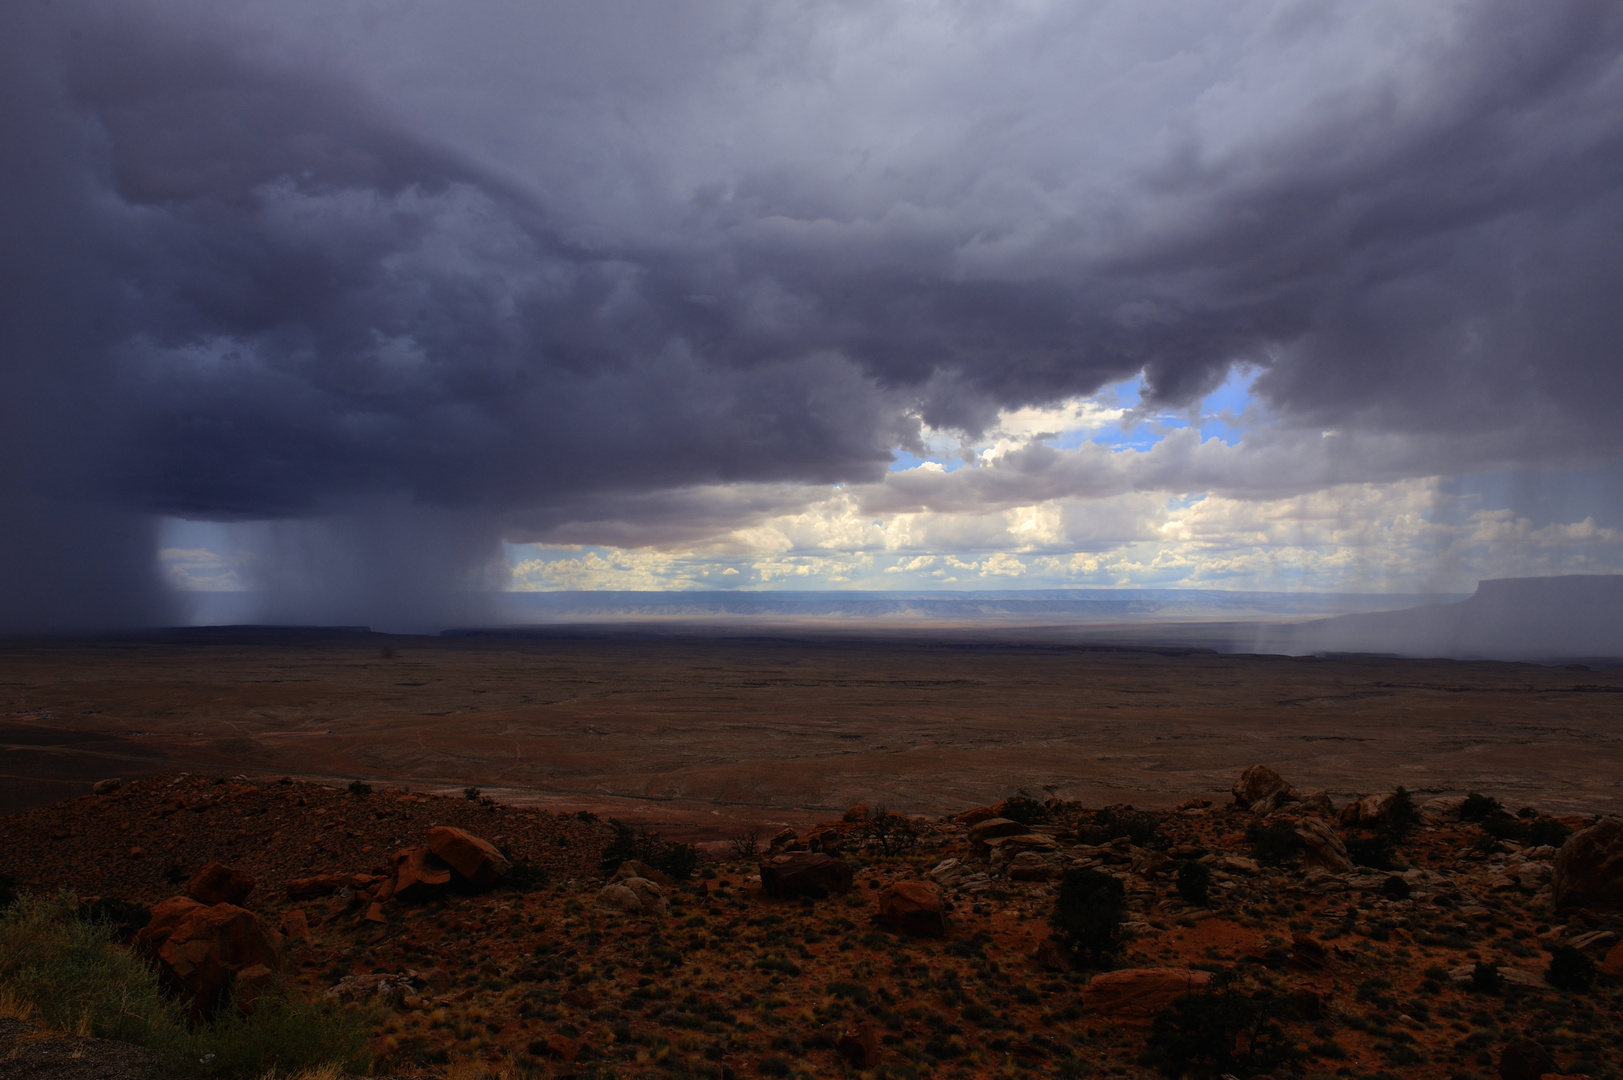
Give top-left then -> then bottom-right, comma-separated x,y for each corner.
1279,575 -> 1623,663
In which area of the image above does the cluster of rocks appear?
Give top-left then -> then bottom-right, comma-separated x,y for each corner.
127,824 -> 511,1021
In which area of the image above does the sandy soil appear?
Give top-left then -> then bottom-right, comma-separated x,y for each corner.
3,628 -> 1621,837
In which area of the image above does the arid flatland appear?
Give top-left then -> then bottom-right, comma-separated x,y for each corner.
4,629 -> 1621,831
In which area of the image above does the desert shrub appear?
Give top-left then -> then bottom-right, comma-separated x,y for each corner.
1176,861 -> 1211,906
463,786 -> 481,801
728,829 -> 761,858
1547,946 -> 1597,993
861,808 -> 920,857
1469,962 -> 1502,995
75,896 -> 151,935
1345,834 -> 1396,870
170,980 -> 373,1077
1460,791 -> 1504,822
1379,875 -> 1411,900
599,820 -> 700,880
1386,786 -> 1420,837
1081,806 -> 1160,847
502,857 -> 550,891
0,891 -> 174,1045
346,779 -> 372,797
1001,790 -> 1052,826
0,872 -> 16,909
1051,868 -> 1125,966
1139,968 -> 1297,1079
1246,823 -> 1302,867
1524,818 -> 1572,848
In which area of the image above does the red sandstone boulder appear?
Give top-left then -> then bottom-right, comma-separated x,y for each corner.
1232,765 -> 1291,811
1339,792 -> 1396,829
843,803 -> 869,822
1553,817 -> 1623,908
877,881 -> 947,937
953,805 -> 999,827
836,1023 -> 882,1068
135,897 -> 283,1021
187,862 -> 256,906
758,852 -> 853,898
1499,1039 -> 1558,1080
1080,968 -> 1212,1023
426,826 -> 510,890
392,845 -> 453,902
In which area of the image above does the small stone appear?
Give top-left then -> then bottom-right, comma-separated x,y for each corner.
92,778 -> 121,795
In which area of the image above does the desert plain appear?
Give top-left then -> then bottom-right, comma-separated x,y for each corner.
4,627 -> 1621,831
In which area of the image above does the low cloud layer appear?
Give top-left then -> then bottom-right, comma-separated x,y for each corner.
5,1 -> 1623,628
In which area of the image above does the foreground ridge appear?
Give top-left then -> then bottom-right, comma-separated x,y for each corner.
3,770 -> 1622,1079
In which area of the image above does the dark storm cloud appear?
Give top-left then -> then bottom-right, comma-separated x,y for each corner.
3,0 -> 1622,627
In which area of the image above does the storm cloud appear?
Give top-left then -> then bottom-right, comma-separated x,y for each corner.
3,1 -> 1621,628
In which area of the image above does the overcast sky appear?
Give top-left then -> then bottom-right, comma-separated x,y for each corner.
3,1 -> 1622,629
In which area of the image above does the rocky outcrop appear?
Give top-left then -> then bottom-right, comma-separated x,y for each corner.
1232,765 -> 1291,811
877,882 -> 946,937
968,817 -> 1030,855
426,826 -> 510,890
1295,817 -> 1355,874
759,852 -> 853,898
609,859 -> 671,886
135,897 -> 284,1021
1552,817 -> 1623,909
1498,1039 -> 1557,1080
186,862 -> 256,906
392,846 -> 454,902
1339,792 -> 1396,829
596,876 -> 670,918
92,778 -> 121,795
1080,968 -> 1212,1023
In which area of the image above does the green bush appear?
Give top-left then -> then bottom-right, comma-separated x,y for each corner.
1051,868 -> 1125,966
0,891 -> 372,1077
1547,946 -> 1596,993
1140,968 -> 1296,1079
1176,861 -> 1211,906
1245,823 -> 1302,867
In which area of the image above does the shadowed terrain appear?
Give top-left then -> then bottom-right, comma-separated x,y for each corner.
4,629 -> 1622,834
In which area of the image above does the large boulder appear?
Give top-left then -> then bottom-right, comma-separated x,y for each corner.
1553,817 -> 1623,909
758,852 -> 854,898
1421,794 -> 1468,825
596,877 -> 670,918
425,826 -> 510,891
1339,792 -> 1396,829
392,846 -> 453,902
969,817 -> 1029,854
135,897 -> 283,1021
186,862 -> 256,906
1080,968 -> 1212,1023
1232,766 -> 1291,811
1295,817 -> 1355,874
609,859 -> 671,886
877,882 -> 946,937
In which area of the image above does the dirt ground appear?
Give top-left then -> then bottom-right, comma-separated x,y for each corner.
3,628 -> 1621,836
